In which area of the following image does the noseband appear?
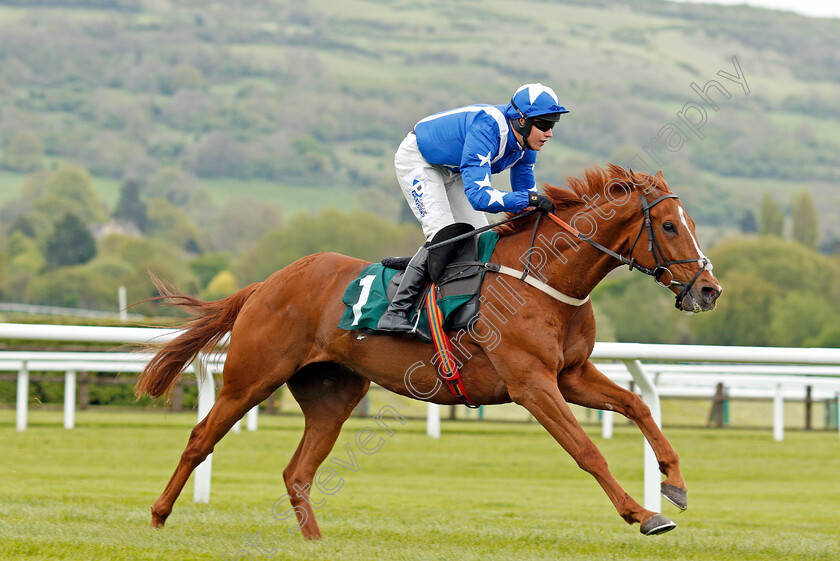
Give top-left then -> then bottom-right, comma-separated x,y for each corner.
546,193 -> 712,309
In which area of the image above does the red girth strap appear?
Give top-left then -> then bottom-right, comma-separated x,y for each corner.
424,283 -> 478,408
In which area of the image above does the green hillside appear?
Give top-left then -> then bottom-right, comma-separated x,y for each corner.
0,0 -> 838,235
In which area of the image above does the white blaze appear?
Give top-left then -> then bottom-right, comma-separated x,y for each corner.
677,206 -> 713,271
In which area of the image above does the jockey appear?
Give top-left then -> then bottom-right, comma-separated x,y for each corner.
377,83 -> 569,336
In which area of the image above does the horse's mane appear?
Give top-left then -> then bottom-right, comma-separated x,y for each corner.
494,163 -> 670,236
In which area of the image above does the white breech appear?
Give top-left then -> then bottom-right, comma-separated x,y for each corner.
394,132 -> 489,241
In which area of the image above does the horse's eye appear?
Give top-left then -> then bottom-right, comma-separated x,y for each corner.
662,222 -> 676,233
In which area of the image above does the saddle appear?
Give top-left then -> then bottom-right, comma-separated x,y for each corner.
383,225 -> 490,331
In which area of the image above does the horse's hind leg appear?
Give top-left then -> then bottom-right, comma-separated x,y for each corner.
281,364 -> 370,540
558,360 -> 687,509
149,378 -> 276,528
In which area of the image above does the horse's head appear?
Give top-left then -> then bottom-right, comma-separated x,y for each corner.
622,168 -> 722,313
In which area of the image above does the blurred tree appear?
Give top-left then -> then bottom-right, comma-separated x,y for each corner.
186,131 -> 244,178
82,131 -> 147,178
0,231 -> 7,299
26,265 -> 116,310
688,236 -> 840,345
790,190 -> 818,248
112,179 -> 149,232
7,212 -> 51,241
44,213 -> 97,269
37,166 -> 107,224
7,231 -> 45,274
235,209 -> 421,284
759,193 -> 784,237
145,166 -> 208,207
738,209 -> 758,233
162,89 -> 214,130
171,63 -> 205,90
1,56 -> 32,84
768,290 -> 835,347
807,324 -> 840,347
97,233 -> 200,315
590,273 -> 692,344
19,170 -> 50,201
145,198 -> 204,253
4,130 -> 43,171
189,252 -> 231,288
200,270 -> 238,301
690,271 -> 778,346
204,197 -> 282,253
707,236 -> 840,304
289,134 -> 331,177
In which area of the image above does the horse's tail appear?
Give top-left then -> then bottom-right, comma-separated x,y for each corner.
135,276 -> 262,401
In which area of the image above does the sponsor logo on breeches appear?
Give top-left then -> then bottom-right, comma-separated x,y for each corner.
411,179 -> 427,218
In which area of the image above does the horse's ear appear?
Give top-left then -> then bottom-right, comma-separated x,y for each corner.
606,162 -> 626,178
654,170 -> 671,193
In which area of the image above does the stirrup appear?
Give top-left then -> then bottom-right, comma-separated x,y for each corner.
377,311 -> 431,343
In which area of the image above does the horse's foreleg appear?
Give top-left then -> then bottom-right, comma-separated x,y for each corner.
505,365 -> 672,534
282,365 -> 370,540
150,384 -> 272,528
558,360 -> 686,509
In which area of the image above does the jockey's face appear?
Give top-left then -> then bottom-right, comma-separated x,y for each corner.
517,118 -> 553,151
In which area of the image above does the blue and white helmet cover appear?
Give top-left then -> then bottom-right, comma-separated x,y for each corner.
506,83 -> 569,120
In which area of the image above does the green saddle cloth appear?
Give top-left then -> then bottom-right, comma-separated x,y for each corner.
338,231 -> 499,332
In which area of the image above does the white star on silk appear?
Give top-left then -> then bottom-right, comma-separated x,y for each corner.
486,189 -> 507,207
526,83 -> 559,104
477,151 -> 492,167
474,173 -> 492,189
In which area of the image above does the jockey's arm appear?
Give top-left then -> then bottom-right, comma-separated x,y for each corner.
509,150 -> 538,195
460,126 -> 530,213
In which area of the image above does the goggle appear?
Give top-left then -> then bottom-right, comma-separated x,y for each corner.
532,119 -> 556,132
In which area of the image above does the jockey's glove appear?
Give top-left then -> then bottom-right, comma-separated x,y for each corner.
529,192 -> 554,214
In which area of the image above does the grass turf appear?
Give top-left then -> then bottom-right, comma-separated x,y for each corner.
1,409 -> 838,560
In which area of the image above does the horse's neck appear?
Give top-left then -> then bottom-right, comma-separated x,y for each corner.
495,205 -> 637,300
552,204 -> 640,297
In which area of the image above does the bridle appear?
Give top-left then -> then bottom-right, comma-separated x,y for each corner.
544,193 -> 713,310
426,191 -> 713,310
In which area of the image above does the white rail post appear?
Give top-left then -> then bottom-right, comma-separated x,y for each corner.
836,392 -> 840,442
16,364 -> 29,432
246,405 -> 259,431
426,403 -> 441,439
231,419 -> 242,434
623,359 -> 661,513
193,355 -> 215,503
602,410 -> 614,439
773,383 -> 784,442
64,371 -> 76,429
118,286 -> 128,322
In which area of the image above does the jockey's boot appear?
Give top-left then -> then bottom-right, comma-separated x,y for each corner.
377,245 -> 431,342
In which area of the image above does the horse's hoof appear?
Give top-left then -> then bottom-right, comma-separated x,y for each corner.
661,483 -> 687,510
150,507 -> 168,529
640,514 -> 676,536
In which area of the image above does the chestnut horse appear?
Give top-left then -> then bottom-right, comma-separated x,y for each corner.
136,164 -> 721,538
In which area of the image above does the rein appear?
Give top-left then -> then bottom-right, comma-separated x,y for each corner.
430,192 -> 710,310
425,209 -> 541,252
544,194 -> 712,309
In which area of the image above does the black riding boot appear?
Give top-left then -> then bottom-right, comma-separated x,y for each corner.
377,245 -> 430,340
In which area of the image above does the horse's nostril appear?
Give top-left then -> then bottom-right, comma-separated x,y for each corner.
701,286 -> 719,302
